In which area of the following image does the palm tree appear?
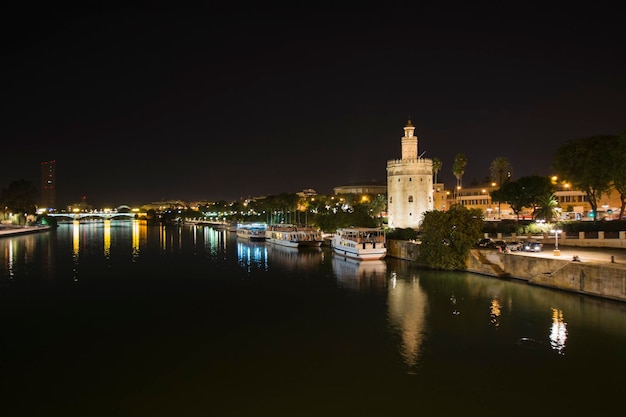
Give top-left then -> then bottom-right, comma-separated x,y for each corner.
489,156 -> 512,219
432,157 -> 442,185
533,192 -> 559,222
489,157 -> 512,186
452,153 -> 467,201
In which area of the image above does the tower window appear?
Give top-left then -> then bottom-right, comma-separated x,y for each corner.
408,196 -> 413,203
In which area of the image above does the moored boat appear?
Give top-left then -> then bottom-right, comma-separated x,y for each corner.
331,227 -> 386,261
236,222 -> 268,241
265,224 -> 323,248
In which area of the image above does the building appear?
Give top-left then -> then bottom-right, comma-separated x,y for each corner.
40,160 -> 56,210
386,119 -> 433,229
333,181 -> 386,195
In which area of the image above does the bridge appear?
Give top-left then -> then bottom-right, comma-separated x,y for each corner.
48,211 -> 136,220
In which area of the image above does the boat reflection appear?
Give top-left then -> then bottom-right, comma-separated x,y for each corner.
266,244 -> 323,271
236,239 -> 268,271
332,255 -> 387,292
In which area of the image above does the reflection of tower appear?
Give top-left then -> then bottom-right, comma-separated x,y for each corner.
40,160 -> 56,209
387,274 -> 428,372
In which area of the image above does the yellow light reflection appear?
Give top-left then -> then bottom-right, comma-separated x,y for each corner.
490,298 -> 502,328
549,308 -> 567,354
132,219 -> 140,260
72,220 -> 80,258
103,220 -> 111,258
387,274 -> 427,373
72,220 -> 80,281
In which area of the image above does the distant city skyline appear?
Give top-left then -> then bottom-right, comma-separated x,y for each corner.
3,4 -> 623,207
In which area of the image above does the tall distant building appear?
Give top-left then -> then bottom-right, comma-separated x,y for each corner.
40,160 -> 56,209
386,119 -> 433,229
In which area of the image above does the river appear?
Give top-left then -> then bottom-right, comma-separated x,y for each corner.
1,220 -> 625,416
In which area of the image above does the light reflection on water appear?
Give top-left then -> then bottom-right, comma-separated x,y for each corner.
1,221 -> 625,415
386,270 -> 428,373
237,237 -> 268,272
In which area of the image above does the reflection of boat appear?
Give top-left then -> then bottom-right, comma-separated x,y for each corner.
265,224 -> 323,248
236,239 -> 268,269
236,222 -> 267,241
332,256 -> 387,291
266,243 -> 323,270
331,227 -> 386,261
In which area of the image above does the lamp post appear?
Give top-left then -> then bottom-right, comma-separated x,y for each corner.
551,229 -> 562,256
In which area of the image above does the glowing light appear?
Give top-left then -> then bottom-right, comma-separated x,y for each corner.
549,308 -> 567,354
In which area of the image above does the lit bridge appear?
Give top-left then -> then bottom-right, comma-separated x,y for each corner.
48,211 -> 137,220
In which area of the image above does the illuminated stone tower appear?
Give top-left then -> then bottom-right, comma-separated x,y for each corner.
40,160 -> 56,210
386,119 -> 433,229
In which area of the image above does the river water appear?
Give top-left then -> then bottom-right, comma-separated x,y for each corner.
1,220 -> 625,416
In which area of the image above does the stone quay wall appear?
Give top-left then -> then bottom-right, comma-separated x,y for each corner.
387,240 -> 626,303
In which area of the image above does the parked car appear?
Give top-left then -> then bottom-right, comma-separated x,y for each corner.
493,240 -> 507,251
506,241 -> 523,251
476,238 -> 495,248
522,241 -> 543,252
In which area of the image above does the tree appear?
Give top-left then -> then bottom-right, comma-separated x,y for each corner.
490,180 -> 526,220
490,175 -> 553,220
417,204 -> 484,270
489,156 -> 512,186
611,131 -> 626,219
552,135 -> 615,221
0,179 -> 38,225
489,156 -> 512,218
452,153 -> 467,200
533,192 -> 559,222
432,157 -> 442,185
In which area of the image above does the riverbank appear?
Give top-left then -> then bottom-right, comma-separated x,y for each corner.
0,225 -> 53,237
387,239 -> 626,303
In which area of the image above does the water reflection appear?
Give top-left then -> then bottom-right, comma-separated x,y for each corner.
72,220 -> 80,281
266,244 -> 323,271
490,298 -> 502,328
0,230 -> 56,284
104,220 -> 111,258
386,269 -> 428,373
237,238 -> 268,272
550,308 -> 567,354
332,256 -> 387,292
132,220 -> 141,260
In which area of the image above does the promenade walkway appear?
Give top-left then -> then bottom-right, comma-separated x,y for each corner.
509,243 -> 626,267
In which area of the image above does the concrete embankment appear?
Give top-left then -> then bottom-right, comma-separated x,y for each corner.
387,240 -> 626,303
0,225 -> 53,237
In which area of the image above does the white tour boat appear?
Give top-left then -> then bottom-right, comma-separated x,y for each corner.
236,222 -> 268,241
331,227 -> 387,261
265,224 -> 324,248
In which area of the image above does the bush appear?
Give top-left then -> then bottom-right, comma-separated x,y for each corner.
386,227 -> 418,241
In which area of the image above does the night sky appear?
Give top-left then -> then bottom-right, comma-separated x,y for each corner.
3,3 -> 624,208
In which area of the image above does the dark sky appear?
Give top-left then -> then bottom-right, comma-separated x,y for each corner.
2,3 -> 624,208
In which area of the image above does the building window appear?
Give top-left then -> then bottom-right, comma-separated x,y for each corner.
408,196 -> 413,203
390,197 -> 393,203
409,178 -> 412,181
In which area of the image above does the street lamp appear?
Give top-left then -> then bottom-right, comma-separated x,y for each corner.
551,229 -> 562,256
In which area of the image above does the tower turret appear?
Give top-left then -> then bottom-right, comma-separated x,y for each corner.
401,118 -> 418,160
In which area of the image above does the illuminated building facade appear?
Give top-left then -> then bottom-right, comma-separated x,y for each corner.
386,119 -> 433,229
